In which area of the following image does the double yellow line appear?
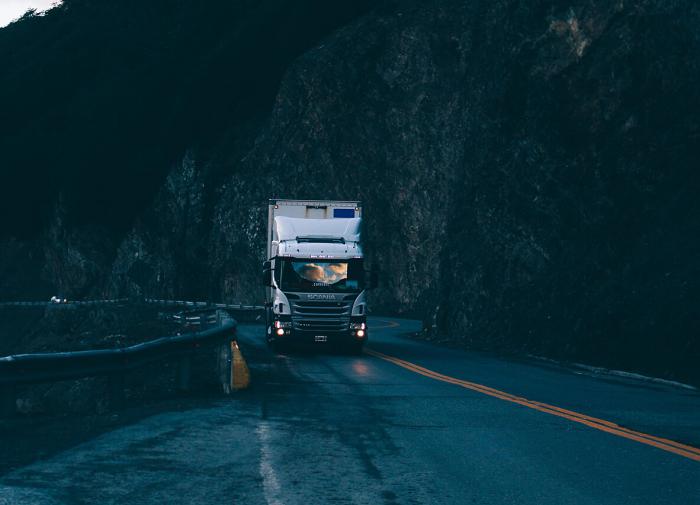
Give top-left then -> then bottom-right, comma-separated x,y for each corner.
365,348 -> 700,462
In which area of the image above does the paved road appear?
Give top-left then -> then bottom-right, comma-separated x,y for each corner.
1,318 -> 699,504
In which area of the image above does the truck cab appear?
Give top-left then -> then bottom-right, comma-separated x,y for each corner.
263,200 -> 373,353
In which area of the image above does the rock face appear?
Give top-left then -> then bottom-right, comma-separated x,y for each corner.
194,0 -> 700,381
3,0 -> 700,382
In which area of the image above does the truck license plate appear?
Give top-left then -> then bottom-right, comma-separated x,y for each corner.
314,335 -> 328,343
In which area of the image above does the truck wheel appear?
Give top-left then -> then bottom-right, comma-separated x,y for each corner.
270,339 -> 287,354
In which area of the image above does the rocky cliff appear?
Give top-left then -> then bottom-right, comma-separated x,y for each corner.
2,0 -> 699,382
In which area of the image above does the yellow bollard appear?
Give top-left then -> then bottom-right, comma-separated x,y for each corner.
230,340 -> 250,391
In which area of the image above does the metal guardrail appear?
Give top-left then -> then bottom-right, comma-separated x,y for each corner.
144,298 -> 263,311
147,299 -> 264,324
0,320 -> 236,387
0,297 -> 261,412
171,308 -> 220,327
172,313 -> 218,326
0,298 -> 130,308
0,297 -> 265,323
0,298 -> 263,310
0,304 -> 240,416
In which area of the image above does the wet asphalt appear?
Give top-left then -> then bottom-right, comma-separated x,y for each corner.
1,317 -> 699,504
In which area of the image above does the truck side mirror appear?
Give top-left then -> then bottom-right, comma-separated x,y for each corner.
262,261 -> 273,287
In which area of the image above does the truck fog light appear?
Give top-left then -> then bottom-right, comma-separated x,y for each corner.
276,328 -> 285,336
356,329 -> 365,338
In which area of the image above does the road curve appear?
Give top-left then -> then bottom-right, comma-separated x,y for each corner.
1,317 -> 698,504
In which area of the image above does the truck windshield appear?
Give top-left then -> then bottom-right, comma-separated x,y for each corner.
279,259 -> 364,293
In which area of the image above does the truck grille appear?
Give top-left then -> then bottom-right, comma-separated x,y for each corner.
290,297 -> 354,333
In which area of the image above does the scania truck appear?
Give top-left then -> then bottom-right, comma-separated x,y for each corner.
262,199 -> 375,353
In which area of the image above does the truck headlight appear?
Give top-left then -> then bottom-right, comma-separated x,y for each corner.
350,322 -> 366,330
274,320 -> 292,329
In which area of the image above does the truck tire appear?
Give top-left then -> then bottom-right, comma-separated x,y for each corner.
270,339 -> 287,354
264,307 -> 273,339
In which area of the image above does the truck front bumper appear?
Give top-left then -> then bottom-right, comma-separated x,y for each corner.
269,328 -> 366,347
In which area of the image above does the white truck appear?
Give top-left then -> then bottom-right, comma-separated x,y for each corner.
262,199 -> 376,352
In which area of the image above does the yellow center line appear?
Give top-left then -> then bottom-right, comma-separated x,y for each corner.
370,320 -> 401,330
364,348 -> 700,462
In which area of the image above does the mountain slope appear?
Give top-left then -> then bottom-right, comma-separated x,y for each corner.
2,0 -> 699,383
0,0 -> 375,235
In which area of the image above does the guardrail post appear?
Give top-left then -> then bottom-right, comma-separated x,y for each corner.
0,384 -> 16,417
217,342 -> 232,394
178,355 -> 192,392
